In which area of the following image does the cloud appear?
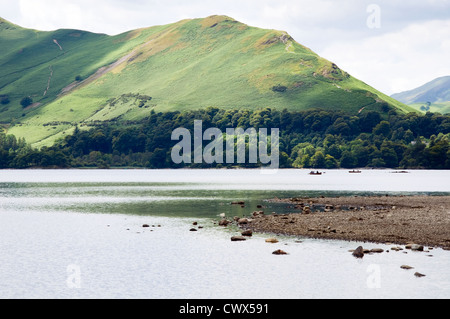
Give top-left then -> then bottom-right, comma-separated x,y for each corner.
321,19 -> 450,95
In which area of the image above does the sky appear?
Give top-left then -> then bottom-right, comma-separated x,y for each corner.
1,0 -> 449,95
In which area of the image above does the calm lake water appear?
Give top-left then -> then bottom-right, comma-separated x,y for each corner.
0,169 -> 449,299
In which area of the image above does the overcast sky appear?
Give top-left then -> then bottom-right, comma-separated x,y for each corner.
1,0 -> 449,95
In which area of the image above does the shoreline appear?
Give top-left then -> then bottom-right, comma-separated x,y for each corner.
240,195 -> 450,250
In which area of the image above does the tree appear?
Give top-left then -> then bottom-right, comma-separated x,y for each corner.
340,151 -> 358,168
311,151 -> 326,168
373,121 -> 391,137
20,97 -> 33,108
369,157 -> 386,168
324,155 -> 339,169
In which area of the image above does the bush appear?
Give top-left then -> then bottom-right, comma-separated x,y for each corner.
0,96 -> 10,105
20,97 -> 33,108
272,85 -> 287,93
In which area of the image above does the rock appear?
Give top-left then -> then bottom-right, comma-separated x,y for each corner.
190,228 -> 198,232
414,272 -> 426,278
391,246 -> 403,251
241,230 -> 253,237
252,211 -> 262,217
352,246 -> 365,258
303,206 -> 311,214
231,201 -> 245,205
401,265 -> 414,270
411,244 -> 424,251
231,236 -> 247,242
370,248 -> 384,253
193,222 -> 198,226
272,249 -> 288,255
238,218 -> 249,225
219,219 -> 230,226
142,224 -> 150,228
266,238 -> 279,244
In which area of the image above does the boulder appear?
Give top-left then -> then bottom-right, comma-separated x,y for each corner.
411,244 -> 424,251
401,265 -> 414,270
370,248 -> 384,253
265,238 -> 279,244
238,218 -> 249,225
352,246 -> 365,258
414,272 -> 426,278
241,230 -> 253,237
231,236 -> 247,242
219,219 -> 230,226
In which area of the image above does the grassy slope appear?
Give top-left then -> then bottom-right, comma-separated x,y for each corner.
2,16 -> 414,147
409,102 -> 450,114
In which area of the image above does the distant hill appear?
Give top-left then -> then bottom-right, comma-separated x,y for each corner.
391,76 -> 450,104
0,15 -> 414,147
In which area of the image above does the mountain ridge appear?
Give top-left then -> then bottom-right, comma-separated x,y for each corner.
392,76 -> 450,104
0,15 -> 415,146
391,76 -> 450,114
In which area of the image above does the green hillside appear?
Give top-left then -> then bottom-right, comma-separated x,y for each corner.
0,15 -> 414,147
409,101 -> 450,114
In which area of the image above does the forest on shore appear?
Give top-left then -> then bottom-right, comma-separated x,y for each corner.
1,108 -> 449,169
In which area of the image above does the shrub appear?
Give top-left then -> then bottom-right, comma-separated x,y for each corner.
272,85 -> 288,93
0,96 -> 10,105
20,97 -> 33,108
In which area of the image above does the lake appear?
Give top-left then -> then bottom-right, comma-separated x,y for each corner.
0,169 -> 449,299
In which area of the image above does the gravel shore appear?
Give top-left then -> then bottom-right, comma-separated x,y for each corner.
242,195 -> 450,250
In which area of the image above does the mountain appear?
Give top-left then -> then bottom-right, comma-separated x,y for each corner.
0,15 -> 414,146
391,76 -> 450,104
391,76 -> 450,114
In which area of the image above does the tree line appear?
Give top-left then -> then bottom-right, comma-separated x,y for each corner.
1,108 -> 449,169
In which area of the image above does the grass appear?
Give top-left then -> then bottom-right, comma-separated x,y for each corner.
2,15 -> 414,147
409,102 -> 450,114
